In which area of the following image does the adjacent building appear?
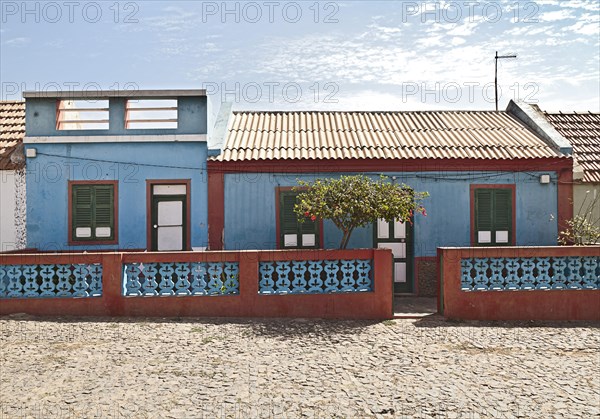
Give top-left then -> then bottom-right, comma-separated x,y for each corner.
0,100 -> 26,251
542,111 -> 600,229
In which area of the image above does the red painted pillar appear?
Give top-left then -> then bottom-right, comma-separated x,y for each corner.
373,248 -> 393,319
207,167 -> 225,250
557,166 -> 574,238
102,252 -> 124,316
238,251 -> 259,316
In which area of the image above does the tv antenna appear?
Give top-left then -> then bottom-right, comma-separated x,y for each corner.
495,51 -> 517,111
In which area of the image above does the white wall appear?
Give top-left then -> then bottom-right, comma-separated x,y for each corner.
574,183 -> 600,227
0,169 -> 26,251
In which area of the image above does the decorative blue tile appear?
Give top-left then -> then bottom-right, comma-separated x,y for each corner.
259,259 -> 373,294
0,264 -> 103,299
123,262 -> 239,297
460,256 -> 599,292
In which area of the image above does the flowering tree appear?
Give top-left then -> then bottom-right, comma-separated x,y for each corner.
294,175 -> 429,249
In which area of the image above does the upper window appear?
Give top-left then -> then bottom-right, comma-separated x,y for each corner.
125,99 -> 178,129
474,187 -> 513,246
57,99 -> 109,130
278,191 -> 319,249
70,183 -> 117,243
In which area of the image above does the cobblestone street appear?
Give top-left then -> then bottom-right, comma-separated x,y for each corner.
1,315 -> 598,418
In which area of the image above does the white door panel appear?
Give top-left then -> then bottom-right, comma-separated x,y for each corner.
157,226 -> 183,251
377,242 -> 406,258
158,201 -> 183,226
377,219 -> 389,239
394,220 -> 406,238
394,262 -> 406,283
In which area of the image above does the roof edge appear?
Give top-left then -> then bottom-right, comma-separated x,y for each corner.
506,100 -> 573,156
23,89 -> 206,99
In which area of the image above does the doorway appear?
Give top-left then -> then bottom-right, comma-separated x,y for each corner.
373,219 -> 414,293
147,181 -> 190,251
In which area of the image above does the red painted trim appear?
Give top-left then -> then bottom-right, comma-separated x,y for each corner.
469,184 -> 516,246
208,171 -> 225,250
68,180 -> 119,246
275,187 -> 324,249
557,168 -> 573,238
0,248 -> 394,319
145,179 -> 192,251
208,158 -> 571,174
439,246 -> 600,321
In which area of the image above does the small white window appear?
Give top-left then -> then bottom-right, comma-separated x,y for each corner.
95,227 -> 112,238
478,231 -> 491,243
302,234 -> 315,247
126,99 -> 178,129
283,234 -> 297,247
75,227 -> 92,238
496,231 -> 509,243
153,184 -> 187,195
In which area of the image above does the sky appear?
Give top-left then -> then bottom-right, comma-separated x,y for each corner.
1,0 -> 599,112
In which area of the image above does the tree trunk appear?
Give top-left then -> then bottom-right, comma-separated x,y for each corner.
339,228 -> 354,249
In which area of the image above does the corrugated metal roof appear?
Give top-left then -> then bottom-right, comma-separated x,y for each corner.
544,112 -> 600,183
0,101 -> 25,170
213,111 -> 566,162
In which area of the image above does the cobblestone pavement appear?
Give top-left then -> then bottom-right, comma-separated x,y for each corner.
1,314 -> 598,418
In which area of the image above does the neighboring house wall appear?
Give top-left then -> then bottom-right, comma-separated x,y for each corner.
573,183 -> 600,226
0,169 -> 26,251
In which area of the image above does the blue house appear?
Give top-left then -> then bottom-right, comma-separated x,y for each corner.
23,89 -> 210,252
207,104 -> 573,295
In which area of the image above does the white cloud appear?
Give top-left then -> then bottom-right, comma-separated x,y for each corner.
3,37 -> 29,46
539,10 -> 576,21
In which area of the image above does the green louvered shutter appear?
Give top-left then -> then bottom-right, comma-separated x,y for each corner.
493,189 -> 512,245
93,185 -> 114,240
73,185 -> 93,239
475,189 -> 493,245
279,191 -> 318,248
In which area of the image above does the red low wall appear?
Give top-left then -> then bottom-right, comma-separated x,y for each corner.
0,249 -> 393,319
438,246 -> 600,321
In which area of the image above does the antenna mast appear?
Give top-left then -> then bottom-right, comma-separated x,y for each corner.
495,51 -> 517,111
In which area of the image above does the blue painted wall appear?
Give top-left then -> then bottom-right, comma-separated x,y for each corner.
26,142 -> 208,251
25,96 -> 207,137
223,171 -> 559,256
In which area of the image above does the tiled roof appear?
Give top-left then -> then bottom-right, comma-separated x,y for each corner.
543,112 -> 600,183
214,111 -> 566,162
0,101 -> 25,170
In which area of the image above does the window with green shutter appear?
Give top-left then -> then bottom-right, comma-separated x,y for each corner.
279,191 -> 319,249
474,188 -> 513,246
71,183 -> 116,242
